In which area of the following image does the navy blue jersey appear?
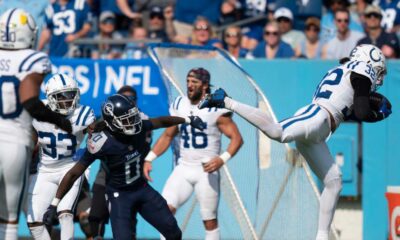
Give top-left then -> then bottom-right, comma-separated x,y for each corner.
79,120 -> 153,190
44,0 -> 92,56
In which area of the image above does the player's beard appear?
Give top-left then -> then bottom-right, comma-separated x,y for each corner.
188,88 -> 203,103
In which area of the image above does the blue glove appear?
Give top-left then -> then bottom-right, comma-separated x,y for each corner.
198,88 -> 227,109
43,205 -> 58,226
188,116 -> 205,131
379,98 -> 392,118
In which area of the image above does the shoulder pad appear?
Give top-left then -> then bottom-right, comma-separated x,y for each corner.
87,132 -> 108,154
19,50 -> 51,74
73,105 -> 96,128
170,96 -> 184,111
345,61 -> 375,83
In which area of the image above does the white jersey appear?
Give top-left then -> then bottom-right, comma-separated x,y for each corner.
33,104 -> 95,172
170,96 -> 230,165
313,60 -> 375,127
0,49 -> 51,147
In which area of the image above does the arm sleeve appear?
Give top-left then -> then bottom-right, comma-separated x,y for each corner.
78,149 -> 97,167
350,72 -> 385,122
22,97 -> 68,125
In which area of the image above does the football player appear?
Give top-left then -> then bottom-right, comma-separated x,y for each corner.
0,8 -> 71,240
143,68 -> 243,240
26,73 -> 95,240
43,94 -> 205,240
89,85 -> 152,240
199,44 -> 392,240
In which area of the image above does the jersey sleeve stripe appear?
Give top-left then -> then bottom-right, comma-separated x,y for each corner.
5,8 -> 17,42
18,51 -> 41,72
175,97 -> 182,110
25,56 -> 48,72
76,106 -> 87,126
82,108 -> 93,126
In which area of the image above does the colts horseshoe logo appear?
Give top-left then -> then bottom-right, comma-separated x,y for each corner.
369,48 -> 382,62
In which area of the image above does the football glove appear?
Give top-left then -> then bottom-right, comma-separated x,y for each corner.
43,205 -> 58,226
198,88 -> 228,109
188,116 -> 205,131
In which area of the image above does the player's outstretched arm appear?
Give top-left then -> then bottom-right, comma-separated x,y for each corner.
144,126 -> 179,181
203,113 -> 243,173
43,162 -> 87,226
20,73 -> 72,133
150,116 -> 205,130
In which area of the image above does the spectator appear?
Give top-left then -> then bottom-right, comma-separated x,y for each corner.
173,0 -> 223,37
379,0 -> 400,34
295,17 -> 323,59
220,0 -> 268,50
274,7 -> 306,50
322,8 -> 364,59
249,21 -> 295,59
274,0 -> 322,30
147,6 -> 169,42
358,5 -> 400,58
177,17 -> 223,48
320,0 -> 364,43
350,0 -> 373,28
38,0 -> 92,57
91,11 -> 123,59
223,26 -> 248,58
115,0 -> 142,20
123,26 -> 149,59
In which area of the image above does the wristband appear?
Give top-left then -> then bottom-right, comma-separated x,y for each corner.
145,150 -> 158,162
219,152 -> 232,163
51,198 -> 61,206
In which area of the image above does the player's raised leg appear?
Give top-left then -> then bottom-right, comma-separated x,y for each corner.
200,88 -> 283,141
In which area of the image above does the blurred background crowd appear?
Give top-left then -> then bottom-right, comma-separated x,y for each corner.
2,0 -> 400,60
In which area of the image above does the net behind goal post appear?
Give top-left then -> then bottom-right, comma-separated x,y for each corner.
148,43 -> 337,240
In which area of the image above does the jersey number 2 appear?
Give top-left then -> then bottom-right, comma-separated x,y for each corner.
314,68 -> 343,99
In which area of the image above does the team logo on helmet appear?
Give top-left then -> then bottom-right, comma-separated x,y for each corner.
103,102 -> 114,116
370,48 -> 382,62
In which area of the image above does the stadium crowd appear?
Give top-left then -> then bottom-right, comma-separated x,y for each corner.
1,0 -> 400,60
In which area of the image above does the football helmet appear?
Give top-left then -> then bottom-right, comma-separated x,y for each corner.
102,94 -> 142,135
0,8 -> 37,49
45,74 -> 80,115
349,44 -> 387,90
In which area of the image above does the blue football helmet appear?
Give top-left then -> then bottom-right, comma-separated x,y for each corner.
102,94 -> 142,135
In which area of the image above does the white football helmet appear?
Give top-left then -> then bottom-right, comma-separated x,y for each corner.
0,8 -> 37,50
349,44 -> 387,90
45,74 -> 80,115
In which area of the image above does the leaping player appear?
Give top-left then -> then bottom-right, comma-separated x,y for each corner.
199,44 -> 392,240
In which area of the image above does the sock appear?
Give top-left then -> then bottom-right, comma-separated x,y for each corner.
0,223 -> 18,240
58,213 -> 74,240
29,225 -> 51,240
205,227 -> 220,240
224,97 -> 283,141
315,230 -> 329,240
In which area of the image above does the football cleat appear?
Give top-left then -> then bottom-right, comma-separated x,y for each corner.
198,88 -> 228,109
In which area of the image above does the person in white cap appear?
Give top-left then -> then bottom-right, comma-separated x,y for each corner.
274,7 -> 305,50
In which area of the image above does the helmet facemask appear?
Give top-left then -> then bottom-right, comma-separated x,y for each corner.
48,88 -> 80,115
104,104 -> 142,135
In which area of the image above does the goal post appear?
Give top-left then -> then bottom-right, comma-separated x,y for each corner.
147,43 -> 336,239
